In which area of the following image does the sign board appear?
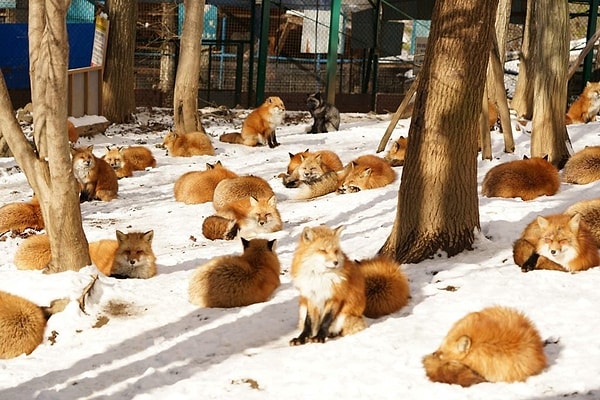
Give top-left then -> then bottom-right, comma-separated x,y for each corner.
91,13 -> 109,67
414,37 -> 427,75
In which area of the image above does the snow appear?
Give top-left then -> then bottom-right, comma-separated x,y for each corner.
2,107 -> 600,399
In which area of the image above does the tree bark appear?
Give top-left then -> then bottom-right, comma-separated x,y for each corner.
159,3 -> 178,108
511,0 -> 534,119
0,0 -> 89,272
380,0 -> 497,264
102,0 -> 137,123
530,0 -> 570,167
173,0 -> 206,134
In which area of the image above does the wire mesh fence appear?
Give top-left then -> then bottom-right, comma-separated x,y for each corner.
1,1 -> 599,111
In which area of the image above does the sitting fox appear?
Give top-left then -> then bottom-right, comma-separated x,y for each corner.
423,306 -> 547,386
188,238 -> 280,308
14,230 -> 157,278
71,145 -> 119,202
0,291 -> 68,359
513,213 -> 600,272
337,155 -> 396,194
102,146 -> 156,178
482,155 -> 560,201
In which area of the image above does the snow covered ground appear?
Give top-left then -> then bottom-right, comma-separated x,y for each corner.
1,107 -> 600,399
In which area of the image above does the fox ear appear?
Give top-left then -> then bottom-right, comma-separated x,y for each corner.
288,152 -> 295,159
301,227 -> 315,242
249,196 -> 259,206
206,162 -> 214,169
143,230 -> 154,243
268,195 -> 277,206
86,145 -> 94,152
523,155 -> 529,160
241,237 -> 250,248
116,230 -> 126,242
569,213 -> 581,233
456,335 -> 472,354
360,167 -> 373,178
536,216 -> 549,230
268,239 -> 276,251
333,225 -> 345,238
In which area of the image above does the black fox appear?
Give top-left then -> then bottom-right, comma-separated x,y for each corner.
307,92 -> 341,133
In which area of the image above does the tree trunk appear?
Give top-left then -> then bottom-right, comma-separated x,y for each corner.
0,0 -> 89,272
530,0 -> 570,167
173,0 -> 206,134
159,3 -> 178,108
102,0 -> 137,124
380,0 -> 497,264
511,0 -> 534,119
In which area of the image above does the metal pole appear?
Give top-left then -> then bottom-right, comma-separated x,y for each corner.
583,0 -> 599,87
325,0 -> 341,104
256,0 -> 271,105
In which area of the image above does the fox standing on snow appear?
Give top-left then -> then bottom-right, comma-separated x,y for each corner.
423,306 -> 547,386
219,96 -> 286,148
71,145 -> 119,202
513,213 -> 600,272
481,155 -> 560,201
188,238 -> 280,308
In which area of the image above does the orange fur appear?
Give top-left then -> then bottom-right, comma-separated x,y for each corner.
384,136 -> 408,167
562,146 -> 600,184
71,145 -> 119,202
67,119 -> 79,143
202,215 -> 239,241
212,175 -> 275,211
102,146 -> 156,178
174,161 -> 238,204
15,231 -> 156,278
219,96 -> 286,148
290,225 -> 366,345
487,100 -> 499,130
513,213 -> 600,272
565,198 -> 600,246
423,306 -> 547,386
565,81 -> 600,124
337,154 -> 396,193
0,196 -> 44,234
358,256 -> 410,319
188,238 -> 280,307
482,156 -> 560,201
0,291 -> 47,359
162,131 -> 215,157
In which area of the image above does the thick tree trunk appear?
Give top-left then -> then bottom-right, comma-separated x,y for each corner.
159,3 -> 178,108
173,0 -> 206,134
530,0 -> 570,167
380,0 -> 497,264
102,0 -> 137,123
0,0 -> 90,272
511,0 -> 534,119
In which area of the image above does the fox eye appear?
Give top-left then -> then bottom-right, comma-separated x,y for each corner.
559,239 -> 569,245
543,237 -> 552,243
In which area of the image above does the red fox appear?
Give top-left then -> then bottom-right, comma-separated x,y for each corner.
212,175 -> 275,211
337,155 -> 396,193
0,195 -> 44,235
67,119 -> 79,143
102,146 -> 156,178
513,213 -> 600,272
203,195 -> 283,240
14,231 -> 157,278
283,150 -> 343,188
423,306 -> 547,386
174,161 -> 238,204
71,145 -> 119,202
565,81 -> 600,124
384,136 -> 408,167
290,225 -> 367,345
162,131 -> 215,157
219,96 -> 286,148
356,255 -> 410,319
562,146 -> 600,184
565,198 -> 600,246
0,291 -> 68,359
188,238 -> 280,308
481,155 -> 560,201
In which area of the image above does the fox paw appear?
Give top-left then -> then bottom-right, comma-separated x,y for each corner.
521,252 -> 540,272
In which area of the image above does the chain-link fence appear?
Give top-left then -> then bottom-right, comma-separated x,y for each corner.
2,1 -> 600,111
